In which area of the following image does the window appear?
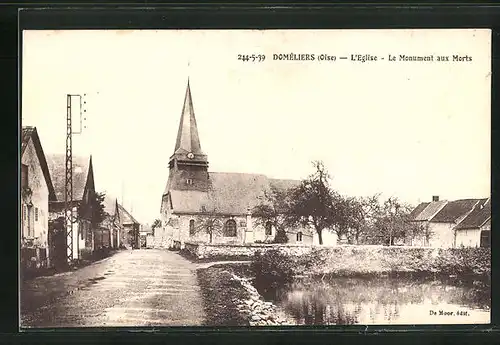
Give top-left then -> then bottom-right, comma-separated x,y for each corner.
23,206 -> 26,220
297,232 -> 303,242
189,219 -> 195,236
186,179 -> 193,185
21,164 -> 28,188
265,222 -> 272,236
223,219 -> 237,237
35,207 -> 39,222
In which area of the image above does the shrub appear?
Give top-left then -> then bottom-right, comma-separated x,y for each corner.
79,248 -> 93,261
273,229 -> 289,244
251,249 -> 296,288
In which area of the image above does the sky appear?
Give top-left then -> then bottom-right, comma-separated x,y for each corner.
22,29 -> 491,224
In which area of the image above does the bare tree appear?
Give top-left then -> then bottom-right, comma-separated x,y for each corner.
253,184 -> 292,243
286,161 -> 336,245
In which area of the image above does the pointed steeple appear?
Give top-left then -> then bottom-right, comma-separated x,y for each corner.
169,80 -> 208,168
85,154 -> 95,194
174,80 -> 203,155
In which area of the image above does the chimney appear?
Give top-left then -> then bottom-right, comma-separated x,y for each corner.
432,196 -> 439,202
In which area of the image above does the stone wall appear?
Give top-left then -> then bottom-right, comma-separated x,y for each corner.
183,242 -> 315,260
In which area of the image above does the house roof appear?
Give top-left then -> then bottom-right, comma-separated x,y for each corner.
431,199 -> 481,223
168,172 -> 300,216
455,199 -> 491,230
21,127 -> 57,201
103,194 -> 120,217
411,200 -> 448,221
117,203 -> 140,225
46,153 -> 91,202
408,202 -> 430,220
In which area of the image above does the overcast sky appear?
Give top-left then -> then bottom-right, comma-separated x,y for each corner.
22,29 -> 491,224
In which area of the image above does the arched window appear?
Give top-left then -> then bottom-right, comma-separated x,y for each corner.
297,232 -> 303,242
189,219 -> 195,236
223,219 -> 237,237
265,222 -> 273,236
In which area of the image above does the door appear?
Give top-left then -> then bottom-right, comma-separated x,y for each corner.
480,230 -> 490,248
49,219 -> 68,271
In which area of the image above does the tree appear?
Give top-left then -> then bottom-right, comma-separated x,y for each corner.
253,184 -> 291,243
151,218 -> 161,236
286,161 -> 336,245
407,220 -> 433,246
334,196 -> 366,244
90,192 -> 108,229
78,191 -> 108,250
371,196 -> 414,246
192,212 -> 225,244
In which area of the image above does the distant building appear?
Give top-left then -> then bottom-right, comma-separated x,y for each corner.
21,127 -> 57,269
103,196 -> 122,249
409,196 -> 490,248
116,203 -> 141,249
139,224 -> 154,248
157,81 -> 333,248
454,199 -> 491,248
47,154 -> 96,263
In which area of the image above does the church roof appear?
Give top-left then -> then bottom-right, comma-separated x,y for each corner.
168,172 -> 300,216
173,80 -> 204,157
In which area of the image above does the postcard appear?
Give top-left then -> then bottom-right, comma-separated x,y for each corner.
20,29 -> 491,328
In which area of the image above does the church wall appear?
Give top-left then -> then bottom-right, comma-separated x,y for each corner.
178,214 -> 247,245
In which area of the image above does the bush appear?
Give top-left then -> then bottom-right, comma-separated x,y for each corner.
93,247 -> 111,260
251,249 -> 296,288
79,248 -> 93,261
273,229 -> 289,244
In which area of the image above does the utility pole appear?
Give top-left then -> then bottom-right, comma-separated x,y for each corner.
65,93 -> 87,266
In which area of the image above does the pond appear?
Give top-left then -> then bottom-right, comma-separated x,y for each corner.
256,275 -> 491,325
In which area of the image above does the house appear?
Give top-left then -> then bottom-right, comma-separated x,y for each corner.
102,196 -> 122,249
46,154 -> 96,263
454,198 -> 491,248
116,203 -> 141,249
139,224 -> 154,248
409,196 -> 489,248
157,81 -> 335,248
21,127 -> 57,269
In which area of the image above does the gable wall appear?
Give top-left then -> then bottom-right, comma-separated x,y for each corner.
21,138 -> 49,249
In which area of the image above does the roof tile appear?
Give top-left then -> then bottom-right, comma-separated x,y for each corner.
431,199 -> 481,223
455,199 -> 491,230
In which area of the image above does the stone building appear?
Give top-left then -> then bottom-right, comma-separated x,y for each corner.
454,198 -> 491,248
116,203 -> 141,249
21,126 -> 57,269
409,196 -> 490,248
157,81 -> 337,248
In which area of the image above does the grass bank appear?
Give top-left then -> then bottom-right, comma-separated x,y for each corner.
251,246 -> 491,286
196,264 -> 253,326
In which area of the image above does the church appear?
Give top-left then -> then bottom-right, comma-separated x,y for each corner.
156,81 -> 329,249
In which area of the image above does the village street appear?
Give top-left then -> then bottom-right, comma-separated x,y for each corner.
21,250 -> 205,328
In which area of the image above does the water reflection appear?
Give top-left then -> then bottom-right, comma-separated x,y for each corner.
257,275 -> 490,325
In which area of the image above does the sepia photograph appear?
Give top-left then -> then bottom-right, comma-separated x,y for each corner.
20,29 -> 491,328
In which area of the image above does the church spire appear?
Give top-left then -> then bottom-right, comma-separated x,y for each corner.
169,80 -> 208,168
173,80 -> 203,156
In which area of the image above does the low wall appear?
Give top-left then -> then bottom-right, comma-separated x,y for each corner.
255,245 -> 491,278
183,242 -> 315,260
